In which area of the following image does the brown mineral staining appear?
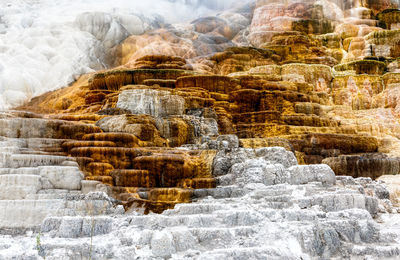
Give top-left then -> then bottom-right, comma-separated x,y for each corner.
88,69 -> 190,91
334,60 -> 386,75
60,124 -> 101,139
16,74 -> 92,114
378,9 -> 400,29
86,162 -> 115,177
82,133 -> 141,148
15,1 -> 400,213
209,47 -> 277,75
61,141 -> 117,152
132,55 -> 190,70
323,154 -> 400,179
56,118 -> 216,213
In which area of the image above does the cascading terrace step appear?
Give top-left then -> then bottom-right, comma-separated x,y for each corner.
197,247 -> 302,260
163,203 -> 233,216
4,154 -> 74,168
127,214 -> 222,229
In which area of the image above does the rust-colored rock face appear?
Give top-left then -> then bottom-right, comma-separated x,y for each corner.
16,1 -> 400,213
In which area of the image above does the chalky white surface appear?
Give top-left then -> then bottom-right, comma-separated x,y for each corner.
0,0 -> 243,110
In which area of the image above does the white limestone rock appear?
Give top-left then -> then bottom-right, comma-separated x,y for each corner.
255,147 -> 298,168
41,216 -> 114,238
0,175 -> 42,199
151,230 -> 176,258
0,114 -> 400,260
213,147 -> 298,179
288,164 -> 336,187
229,158 -> 289,187
0,200 -> 65,229
200,118 -> 219,137
7,154 -> 70,168
213,148 -> 256,176
81,180 -> 103,194
75,12 -> 129,50
117,89 -> 185,117
0,118 -> 65,139
39,166 -> 84,190
216,135 -> 240,150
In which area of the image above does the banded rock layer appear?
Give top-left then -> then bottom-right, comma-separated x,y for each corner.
3,0 -> 400,259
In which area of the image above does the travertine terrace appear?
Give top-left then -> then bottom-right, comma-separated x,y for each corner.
3,0 -> 400,259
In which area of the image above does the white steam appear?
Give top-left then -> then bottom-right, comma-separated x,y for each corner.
0,0 -> 242,110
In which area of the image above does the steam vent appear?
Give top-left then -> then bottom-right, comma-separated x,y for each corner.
5,0 -> 400,259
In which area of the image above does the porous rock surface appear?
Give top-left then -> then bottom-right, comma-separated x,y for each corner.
1,144 -> 400,259
3,0 -> 400,259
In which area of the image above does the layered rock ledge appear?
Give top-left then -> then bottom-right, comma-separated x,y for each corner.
3,0 -> 400,259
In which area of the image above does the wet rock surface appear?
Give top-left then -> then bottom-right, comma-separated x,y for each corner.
1,142 -> 400,259
3,0 -> 400,259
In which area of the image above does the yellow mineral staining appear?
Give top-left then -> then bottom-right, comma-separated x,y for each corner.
111,169 -> 154,187
16,2 -> 400,212
334,60 -> 386,75
17,74 -> 92,113
377,9 -> 400,29
82,132 -> 141,148
132,55 -> 190,70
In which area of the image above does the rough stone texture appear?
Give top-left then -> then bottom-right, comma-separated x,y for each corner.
117,89 -> 185,117
3,1 -> 400,259
1,146 -> 400,259
288,164 -> 336,186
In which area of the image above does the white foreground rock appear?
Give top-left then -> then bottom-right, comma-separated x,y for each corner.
0,118 -> 122,233
0,144 -> 399,259
117,89 -> 185,117
1,115 -> 400,259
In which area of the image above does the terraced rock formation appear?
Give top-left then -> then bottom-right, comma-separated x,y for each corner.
0,112 -> 123,234
3,0 -> 400,259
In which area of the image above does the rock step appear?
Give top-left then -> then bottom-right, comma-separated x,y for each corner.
0,167 -> 39,175
130,208 -> 327,229
259,208 -> 321,222
5,154 -> 73,168
129,214 -> 221,228
23,138 -> 67,150
164,203 -> 232,215
61,140 -> 117,152
41,216 -> 114,238
0,174 -> 42,199
26,190 -> 82,200
198,247 -> 301,260
0,197 -> 116,230
0,199 -> 67,229
192,186 -> 246,199
19,150 -> 67,157
0,165 -> 80,175
350,244 -> 400,258
0,141 -> 24,148
255,201 -> 294,209
0,147 -> 19,153
0,166 -> 83,190
188,226 -> 257,249
249,187 -> 296,197
193,184 -> 304,201
19,147 -> 65,154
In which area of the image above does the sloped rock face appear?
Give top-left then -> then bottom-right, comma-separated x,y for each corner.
4,0 -> 400,259
0,112 -> 123,233
2,145 -> 400,259
16,0 -> 400,211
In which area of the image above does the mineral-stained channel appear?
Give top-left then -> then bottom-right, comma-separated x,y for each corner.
3,0 -> 400,259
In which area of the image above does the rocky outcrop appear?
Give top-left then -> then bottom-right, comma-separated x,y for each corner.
0,114 -> 123,233
4,0 -> 400,258
2,144 -> 400,259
